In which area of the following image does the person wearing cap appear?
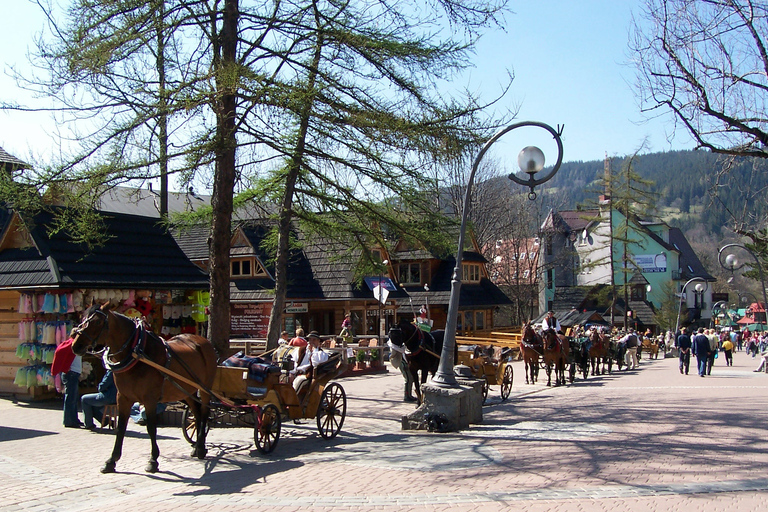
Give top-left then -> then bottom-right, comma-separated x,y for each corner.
292,331 -> 329,394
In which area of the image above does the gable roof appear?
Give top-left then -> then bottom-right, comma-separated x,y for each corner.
668,227 -> 715,281
0,147 -> 30,173
0,206 -> 209,290
95,186 -> 210,218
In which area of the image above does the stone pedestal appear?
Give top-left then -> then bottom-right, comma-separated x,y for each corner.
401,376 -> 484,432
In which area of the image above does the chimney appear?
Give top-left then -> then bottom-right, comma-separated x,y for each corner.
600,152 -> 611,204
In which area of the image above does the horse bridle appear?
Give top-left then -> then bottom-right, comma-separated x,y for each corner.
72,308 -> 110,351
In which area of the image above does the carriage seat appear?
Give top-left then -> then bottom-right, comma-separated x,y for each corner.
315,351 -> 342,376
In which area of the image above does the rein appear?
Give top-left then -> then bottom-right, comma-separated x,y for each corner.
104,322 -> 144,373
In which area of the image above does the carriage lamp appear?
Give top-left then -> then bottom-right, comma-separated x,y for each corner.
718,243 -> 768,331
433,121 -> 564,388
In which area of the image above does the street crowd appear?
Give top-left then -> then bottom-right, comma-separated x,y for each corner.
673,326 -> 768,377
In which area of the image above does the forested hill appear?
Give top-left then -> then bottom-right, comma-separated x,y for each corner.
543,150 -> 768,236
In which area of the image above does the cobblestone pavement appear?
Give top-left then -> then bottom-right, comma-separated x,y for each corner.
2,349 -> 767,511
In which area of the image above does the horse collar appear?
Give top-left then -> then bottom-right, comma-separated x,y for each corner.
104,321 -> 146,373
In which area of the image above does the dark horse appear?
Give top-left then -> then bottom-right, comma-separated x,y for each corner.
542,329 -> 568,386
520,323 -> 542,384
72,303 -> 217,474
387,319 -> 448,404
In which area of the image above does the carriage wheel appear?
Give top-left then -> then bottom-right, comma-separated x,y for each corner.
500,365 -> 513,400
317,382 -> 346,439
254,404 -> 281,454
182,405 -> 212,446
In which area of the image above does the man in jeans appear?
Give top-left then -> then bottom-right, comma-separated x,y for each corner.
692,327 -> 711,377
676,328 -> 692,375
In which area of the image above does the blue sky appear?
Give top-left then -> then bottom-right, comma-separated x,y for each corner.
0,1 -> 693,169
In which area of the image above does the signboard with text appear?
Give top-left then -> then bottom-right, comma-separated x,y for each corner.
230,303 -> 272,337
633,254 -> 667,273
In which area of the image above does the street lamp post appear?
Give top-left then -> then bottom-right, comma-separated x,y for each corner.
432,121 -> 564,387
377,259 -> 389,346
674,277 -> 707,338
719,243 -> 768,332
711,300 -> 728,329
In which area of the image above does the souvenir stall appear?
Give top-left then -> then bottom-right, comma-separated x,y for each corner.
6,288 -> 209,399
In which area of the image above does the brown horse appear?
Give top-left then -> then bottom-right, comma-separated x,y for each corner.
71,303 -> 217,474
542,329 -> 568,386
520,323 -> 542,385
588,329 -> 611,375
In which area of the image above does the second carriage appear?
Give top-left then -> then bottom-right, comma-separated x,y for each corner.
456,337 -> 516,403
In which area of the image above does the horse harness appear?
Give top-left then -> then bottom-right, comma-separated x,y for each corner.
74,309 -> 205,403
393,324 -> 440,359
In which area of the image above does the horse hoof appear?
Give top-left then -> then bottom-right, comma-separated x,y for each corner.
191,448 -> 207,460
145,461 -> 159,473
101,462 -> 116,474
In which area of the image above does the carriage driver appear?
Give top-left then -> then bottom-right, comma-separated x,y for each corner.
291,331 -> 329,396
542,311 -> 562,335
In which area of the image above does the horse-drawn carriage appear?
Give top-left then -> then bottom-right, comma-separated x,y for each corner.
640,335 -> 661,359
71,303 -> 347,473
456,343 -> 514,403
182,343 -> 348,454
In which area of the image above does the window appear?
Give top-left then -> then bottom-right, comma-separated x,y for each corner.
232,258 -> 258,277
523,269 -> 530,279
547,268 -> 553,289
398,263 -> 421,285
519,252 -> 527,261
231,259 -> 252,277
475,311 -> 485,330
529,251 -> 536,260
371,249 -> 383,263
463,263 -> 481,282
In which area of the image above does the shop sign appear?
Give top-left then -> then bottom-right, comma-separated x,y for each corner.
284,302 -> 308,313
230,303 -> 272,337
367,308 -> 394,317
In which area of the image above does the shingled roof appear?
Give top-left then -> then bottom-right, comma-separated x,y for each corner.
0,206 -> 209,289
0,147 -> 30,173
222,220 -> 410,303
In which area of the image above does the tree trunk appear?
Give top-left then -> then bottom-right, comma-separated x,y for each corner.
265,14 -> 324,351
208,0 -> 239,357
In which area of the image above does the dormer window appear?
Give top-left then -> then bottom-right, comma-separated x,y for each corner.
463,263 -> 481,282
232,259 -> 252,277
398,262 -> 421,285
231,257 -> 267,278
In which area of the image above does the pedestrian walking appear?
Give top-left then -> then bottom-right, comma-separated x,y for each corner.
692,327 -> 711,377
722,337 -> 734,366
706,329 -> 718,375
676,328 -> 692,375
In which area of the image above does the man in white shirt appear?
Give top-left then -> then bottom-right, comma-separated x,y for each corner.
292,331 -> 329,394
542,311 -> 562,334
